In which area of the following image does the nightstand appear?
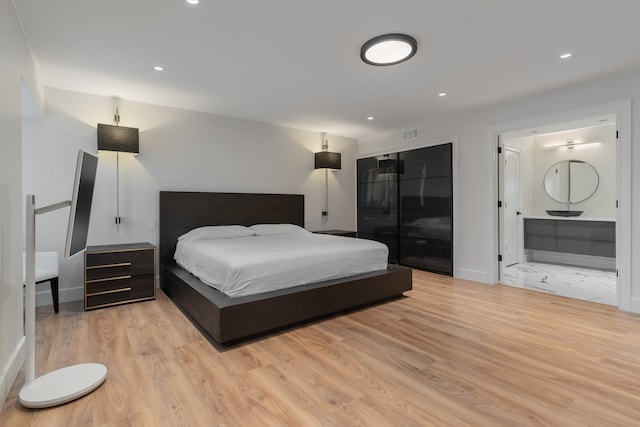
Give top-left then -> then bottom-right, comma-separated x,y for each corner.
312,230 -> 357,238
84,242 -> 156,310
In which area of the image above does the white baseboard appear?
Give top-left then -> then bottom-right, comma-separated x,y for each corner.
0,336 -> 25,408
34,285 -> 84,307
526,250 -> 616,271
456,268 -> 489,284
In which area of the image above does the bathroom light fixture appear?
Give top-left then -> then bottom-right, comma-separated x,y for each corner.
360,33 -> 417,66
97,109 -> 139,230
154,65 -> 164,71
560,53 -> 572,59
186,0 -> 199,4
367,116 -> 374,121
439,92 -> 447,97
543,140 -> 600,150
314,133 -> 341,219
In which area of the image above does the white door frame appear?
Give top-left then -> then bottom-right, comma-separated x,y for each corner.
485,99 -> 631,310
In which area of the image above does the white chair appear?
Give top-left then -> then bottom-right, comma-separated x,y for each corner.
23,251 -> 59,313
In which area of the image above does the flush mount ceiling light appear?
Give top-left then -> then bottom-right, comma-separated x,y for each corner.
360,33 -> 417,66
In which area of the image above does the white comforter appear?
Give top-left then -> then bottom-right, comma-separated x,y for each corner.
174,233 -> 388,297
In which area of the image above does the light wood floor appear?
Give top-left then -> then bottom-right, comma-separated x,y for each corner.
2,270 -> 640,426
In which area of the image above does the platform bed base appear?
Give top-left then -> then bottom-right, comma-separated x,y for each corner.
161,263 -> 412,345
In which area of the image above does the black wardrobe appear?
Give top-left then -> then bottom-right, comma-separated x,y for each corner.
357,143 -> 453,275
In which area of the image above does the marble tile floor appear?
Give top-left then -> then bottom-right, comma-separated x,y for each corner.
501,261 -> 617,306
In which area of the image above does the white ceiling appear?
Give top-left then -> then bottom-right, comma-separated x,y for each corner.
14,0 -> 640,139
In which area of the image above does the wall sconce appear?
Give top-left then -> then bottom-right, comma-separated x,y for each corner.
314,133 -> 341,218
97,109 -> 139,230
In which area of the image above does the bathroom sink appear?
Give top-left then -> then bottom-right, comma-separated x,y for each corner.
545,210 -> 584,217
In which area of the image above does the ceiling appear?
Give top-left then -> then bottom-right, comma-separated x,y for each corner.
14,0 -> 640,139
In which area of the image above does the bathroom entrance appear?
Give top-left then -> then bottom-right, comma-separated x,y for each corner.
497,113 -> 620,305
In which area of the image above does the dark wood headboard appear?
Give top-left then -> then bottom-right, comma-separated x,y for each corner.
159,191 -> 305,264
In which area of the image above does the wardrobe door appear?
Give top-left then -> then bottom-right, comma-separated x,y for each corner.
398,143 -> 453,275
357,154 -> 399,262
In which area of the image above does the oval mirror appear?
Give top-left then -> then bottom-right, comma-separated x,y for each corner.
543,160 -> 599,204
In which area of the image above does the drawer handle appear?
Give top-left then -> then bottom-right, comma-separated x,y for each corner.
87,262 -> 132,270
87,287 -> 132,297
87,275 -> 132,284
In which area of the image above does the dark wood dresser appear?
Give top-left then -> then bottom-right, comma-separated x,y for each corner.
84,242 -> 156,310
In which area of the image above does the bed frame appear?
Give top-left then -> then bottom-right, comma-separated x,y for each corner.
159,191 -> 412,344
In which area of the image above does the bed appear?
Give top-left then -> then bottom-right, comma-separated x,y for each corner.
159,191 -> 412,344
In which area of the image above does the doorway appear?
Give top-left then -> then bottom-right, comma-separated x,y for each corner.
488,100 -> 631,310
498,115 -> 618,305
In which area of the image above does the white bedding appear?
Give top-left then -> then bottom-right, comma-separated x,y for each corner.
174,233 -> 388,297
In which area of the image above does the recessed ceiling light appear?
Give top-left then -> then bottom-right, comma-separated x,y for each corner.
367,116 -> 374,121
186,0 -> 199,4
360,34 -> 417,66
154,66 -> 164,71
438,92 -> 447,97
560,53 -> 572,59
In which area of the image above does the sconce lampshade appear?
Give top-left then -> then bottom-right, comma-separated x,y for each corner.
314,151 -> 341,170
97,124 -> 139,153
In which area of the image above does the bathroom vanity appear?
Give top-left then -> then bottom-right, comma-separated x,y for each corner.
524,216 -> 615,257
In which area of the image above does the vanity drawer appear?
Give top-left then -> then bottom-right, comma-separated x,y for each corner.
555,221 -> 615,241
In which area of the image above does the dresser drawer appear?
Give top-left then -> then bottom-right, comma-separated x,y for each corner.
86,249 -> 154,274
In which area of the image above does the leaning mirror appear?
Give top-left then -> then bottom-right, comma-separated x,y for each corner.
543,160 -> 599,203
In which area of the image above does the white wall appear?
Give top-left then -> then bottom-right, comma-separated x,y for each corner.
22,87 -> 358,306
0,0 -> 42,407
359,67 -> 640,313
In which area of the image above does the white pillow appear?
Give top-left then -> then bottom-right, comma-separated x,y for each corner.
249,224 -> 309,236
178,225 -> 256,242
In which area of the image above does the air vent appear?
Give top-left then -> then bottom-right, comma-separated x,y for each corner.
402,128 -> 420,142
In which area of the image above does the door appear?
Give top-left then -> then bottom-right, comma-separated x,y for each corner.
502,146 -> 522,267
398,143 -> 453,275
357,154 -> 399,262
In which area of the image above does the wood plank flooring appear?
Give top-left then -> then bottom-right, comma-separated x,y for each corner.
2,270 -> 640,426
